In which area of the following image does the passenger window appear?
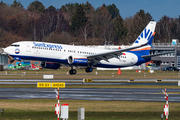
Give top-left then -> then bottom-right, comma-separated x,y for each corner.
11,44 -> 20,47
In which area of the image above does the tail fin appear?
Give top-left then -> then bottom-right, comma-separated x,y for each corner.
147,32 -> 156,47
132,21 -> 156,47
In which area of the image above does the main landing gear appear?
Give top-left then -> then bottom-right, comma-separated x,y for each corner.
69,66 -> 93,75
69,69 -> 77,75
85,67 -> 93,73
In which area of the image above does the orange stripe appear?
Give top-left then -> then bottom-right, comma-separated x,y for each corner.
74,58 -> 87,59
130,47 -> 151,51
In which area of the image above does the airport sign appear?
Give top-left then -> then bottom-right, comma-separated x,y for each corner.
52,83 -> 65,88
37,82 -> 51,88
37,82 -> 65,88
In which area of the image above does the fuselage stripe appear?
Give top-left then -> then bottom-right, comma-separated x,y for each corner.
130,47 -> 151,51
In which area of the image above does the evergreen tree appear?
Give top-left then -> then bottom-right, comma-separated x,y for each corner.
106,4 -> 120,19
113,15 -> 127,43
127,9 -> 154,43
71,5 -> 88,33
61,3 -> 79,15
11,0 -> 23,8
28,1 -> 45,13
46,5 -> 56,13
136,9 -> 153,30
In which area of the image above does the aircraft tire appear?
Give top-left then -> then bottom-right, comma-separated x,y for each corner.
18,63 -> 22,66
85,67 -> 93,73
69,69 -> 77,75
72,69 -> 77,74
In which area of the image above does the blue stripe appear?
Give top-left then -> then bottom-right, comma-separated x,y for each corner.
127,50 -> 150,55
134,53 -> 151,65
10,55 -> 131,68
10,55 -> 68,64
10,54 -> 151,68
126,51 -> 151,66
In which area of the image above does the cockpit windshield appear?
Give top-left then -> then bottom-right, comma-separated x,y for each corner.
10,44 -> 20,47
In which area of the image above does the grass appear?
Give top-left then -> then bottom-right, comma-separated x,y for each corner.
1,69 -> 180,79
1,69 -> 180,120
0,99 -> 180,120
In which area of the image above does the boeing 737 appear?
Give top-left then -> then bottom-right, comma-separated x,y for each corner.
3,21 -> 167,75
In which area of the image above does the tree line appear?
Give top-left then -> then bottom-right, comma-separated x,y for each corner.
0,0 -> 179,47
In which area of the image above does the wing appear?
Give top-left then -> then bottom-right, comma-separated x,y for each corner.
87,43 -> 148,65
87,31 -> 156,65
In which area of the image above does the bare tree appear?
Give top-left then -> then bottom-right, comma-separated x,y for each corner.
80,22 -> 91,43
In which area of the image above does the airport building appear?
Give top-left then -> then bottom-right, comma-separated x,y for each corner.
0,53 -> 8,65
150,43 -> 177,69
0,50 -> 8,71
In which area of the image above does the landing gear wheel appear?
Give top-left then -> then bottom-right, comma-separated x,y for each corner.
85,67 -> 93,73
18,63 -> 22,66
69,69 -> 77,75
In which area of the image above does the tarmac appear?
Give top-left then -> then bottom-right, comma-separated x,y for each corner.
0,79 -> 180,102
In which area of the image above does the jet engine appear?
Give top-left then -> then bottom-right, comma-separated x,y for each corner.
41,62 -> 61,69
67,55 -> 88,66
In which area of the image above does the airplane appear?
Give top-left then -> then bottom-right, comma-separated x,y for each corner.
3,21 -> 171,75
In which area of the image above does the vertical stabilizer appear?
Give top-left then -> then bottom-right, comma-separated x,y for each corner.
132,21 -> 156,47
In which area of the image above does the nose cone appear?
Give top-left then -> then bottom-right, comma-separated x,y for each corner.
4,47 -> 10,54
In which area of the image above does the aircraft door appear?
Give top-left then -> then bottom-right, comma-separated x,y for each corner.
26,44 -> 31,52
130,54 -> 137,65
131,57 -> 134,65
35,49 -> 40,54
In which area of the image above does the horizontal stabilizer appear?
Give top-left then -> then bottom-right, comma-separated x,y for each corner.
141,51 -> 175,58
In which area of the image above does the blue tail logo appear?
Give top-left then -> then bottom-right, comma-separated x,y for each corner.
134,28 -> 152,43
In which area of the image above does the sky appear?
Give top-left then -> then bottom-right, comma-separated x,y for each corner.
2,0 -> 180,21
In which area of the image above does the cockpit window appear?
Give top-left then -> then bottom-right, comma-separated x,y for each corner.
11,44 -> 20,47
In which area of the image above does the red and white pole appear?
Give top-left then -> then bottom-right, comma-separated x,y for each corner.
55,88 -> 60,120
58,88 -> 60,120
55,103 -> 60,120
163,88 -> 169,120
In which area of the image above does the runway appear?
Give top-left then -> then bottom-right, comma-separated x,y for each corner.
1,87 -> 180,102
0,82 -> 177,85
0,79 -> 180,102
0,79 -> 180,82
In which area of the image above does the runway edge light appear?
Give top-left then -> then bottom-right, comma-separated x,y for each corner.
78,108 -> 85,120
83,79 -> 92,83
178,81 -> 180,86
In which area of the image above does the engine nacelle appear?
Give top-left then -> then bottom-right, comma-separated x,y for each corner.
67,55 -> 88,66
41,62 -> 61,69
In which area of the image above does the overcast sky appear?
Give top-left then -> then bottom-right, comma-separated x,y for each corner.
2,0 -> 180,21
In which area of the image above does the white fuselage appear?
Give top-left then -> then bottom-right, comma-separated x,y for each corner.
4,41 -> 139,68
